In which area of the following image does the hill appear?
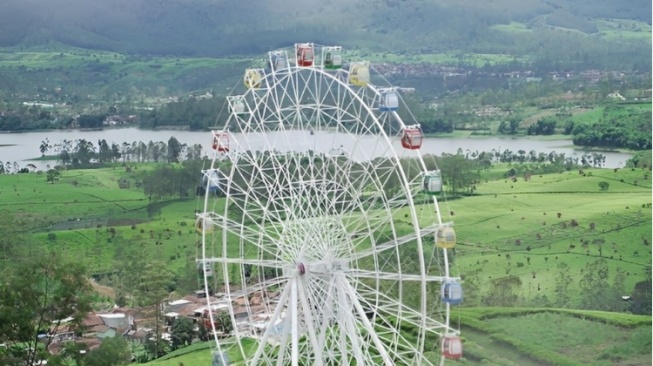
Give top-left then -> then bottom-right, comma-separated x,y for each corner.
0,0 -> 650,70
143,308 -> 652,365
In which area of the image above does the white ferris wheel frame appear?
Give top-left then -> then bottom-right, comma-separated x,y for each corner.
200,44 -> 460,366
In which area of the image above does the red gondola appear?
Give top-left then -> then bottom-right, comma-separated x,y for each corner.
400,125 -> 423,150
212,131 -> 229,152
441,335 -> 463,360
296,43 -> 314,67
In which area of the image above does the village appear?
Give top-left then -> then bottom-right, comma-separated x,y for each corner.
46,287 -> 282,361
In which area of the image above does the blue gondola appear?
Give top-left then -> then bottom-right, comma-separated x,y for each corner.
441,280 -> 463,305
212,351 -> 230,366
379,90 -> 399,112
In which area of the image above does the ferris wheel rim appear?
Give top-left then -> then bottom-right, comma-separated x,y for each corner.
200,50 -> 458,365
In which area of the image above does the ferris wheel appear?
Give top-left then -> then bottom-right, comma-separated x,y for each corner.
197,43 -> 463,365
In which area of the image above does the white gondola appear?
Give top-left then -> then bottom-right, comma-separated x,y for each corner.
421,170 -> 442,195
269,51 -> 289,73
227,95 -> 247,116
379,89 -> 399,112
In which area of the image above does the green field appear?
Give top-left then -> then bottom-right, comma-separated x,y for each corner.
490,18 -> 652,42
1,161 -> 650,364
2,162 -> 649,295
144,308 -> 652,366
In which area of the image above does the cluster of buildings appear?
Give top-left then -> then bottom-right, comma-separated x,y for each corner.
45,289 -> 281,356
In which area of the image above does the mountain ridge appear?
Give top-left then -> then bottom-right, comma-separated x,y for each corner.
1,0 -> 650,58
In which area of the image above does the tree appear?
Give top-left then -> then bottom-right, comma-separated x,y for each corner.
0,252 -> 93,366
578,259 -> 611,310
630,266 -> 652,315
46,169 -> 61,184
482,275 -> 522,307
167,136 -> 183,163
39,138 -> 50,157
171,317 -> 195,350
83,336 -> 131,366
598,181 -> 609,191
437,153 -> 480,194
137,262 -> 174,359
553,262 -> 573,308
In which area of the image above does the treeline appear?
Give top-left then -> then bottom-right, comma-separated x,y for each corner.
463,259 -> 651,315
138,96 -> 227,130
570,109 -> 652,150
37,136 -> 204,169
0,109 -> 109,131
508,103 -> 652,151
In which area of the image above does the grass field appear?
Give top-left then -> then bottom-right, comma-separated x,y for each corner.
143,308 -> 652,366
0,160 -> 650,364
490,18 -> 652,42
2,162 -> 649,297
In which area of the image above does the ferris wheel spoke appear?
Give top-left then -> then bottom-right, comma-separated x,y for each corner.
201,256 -> 286,269
298,282 -> 323,366
354,280 -> 450,333
351,224 -> 439,261
335,272 -> 394,366
348,269 -> 446,282
249,281 -> 291,365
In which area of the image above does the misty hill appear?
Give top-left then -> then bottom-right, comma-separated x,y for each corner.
1,0 -> 650,59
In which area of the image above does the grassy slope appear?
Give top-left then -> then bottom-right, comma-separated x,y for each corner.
2,163 -> 649,292
1,162 -> 650,364
144,308 -> 652,366
455,167 -> 651,298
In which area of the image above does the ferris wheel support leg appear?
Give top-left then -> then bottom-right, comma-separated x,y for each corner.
297,278 -> 324,365
250,282 -> 292,365
275,315 -> 292,366
291,278 -> 299,366
338,273 -> 394,366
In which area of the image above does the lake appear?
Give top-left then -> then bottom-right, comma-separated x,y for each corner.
0,128 -> 633,169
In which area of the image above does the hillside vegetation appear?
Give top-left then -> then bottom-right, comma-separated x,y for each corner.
0,0 -> 650,70
143,308 -> 652,365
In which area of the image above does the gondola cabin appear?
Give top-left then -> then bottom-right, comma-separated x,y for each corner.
212,351 -> 229,366
229,96 -> 247,116
198,261 -> 213,277
212,131 -> 229,152
296,43 -> 314,67
199,169 -> 225,197
441,280 -> 463,305
435,225 -> 455,248
401,125 -> 423,149
421,170 -> 442,195
379,90 -> 399,112
244,69 -> 263,89
195,214 -> 215,234
270,51 -> 289,72
323,46 -> 343,70
348,62 -> 370,87
441,335 -> 463,360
